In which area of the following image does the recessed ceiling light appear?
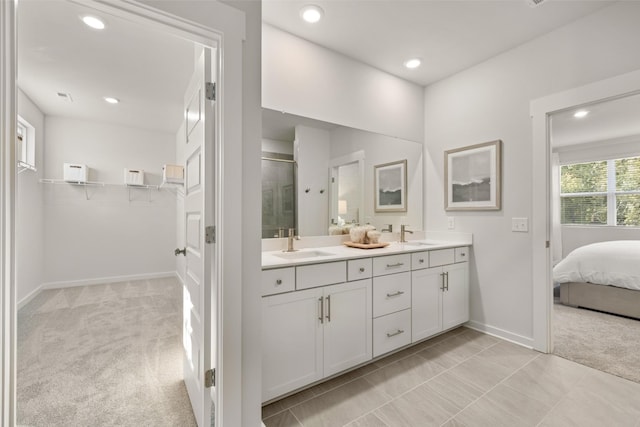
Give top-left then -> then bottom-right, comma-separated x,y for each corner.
81,15 -> 106,30
404,58 -> 422,69
104,97 -> 119,104
573,110 -> 589,118
300,5 -> 324,23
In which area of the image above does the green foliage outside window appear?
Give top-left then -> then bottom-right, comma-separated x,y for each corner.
560,156 -> 640,226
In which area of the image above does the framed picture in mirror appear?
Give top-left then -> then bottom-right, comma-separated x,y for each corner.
445,140 -> 502,211
374,159 -> 407,212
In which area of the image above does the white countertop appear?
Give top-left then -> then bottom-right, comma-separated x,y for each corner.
262,236 -> 472,269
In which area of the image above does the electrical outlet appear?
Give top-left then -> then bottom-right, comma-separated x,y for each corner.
512,217 -> 529,232
447,217 -> 455,229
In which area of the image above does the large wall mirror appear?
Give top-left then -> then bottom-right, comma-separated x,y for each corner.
262,108 -> 423,238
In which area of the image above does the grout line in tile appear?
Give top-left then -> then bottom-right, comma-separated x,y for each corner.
439,352 -> 549,426
262,327 -> 470,424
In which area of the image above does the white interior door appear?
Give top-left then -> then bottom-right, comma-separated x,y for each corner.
182,47 -> 216,427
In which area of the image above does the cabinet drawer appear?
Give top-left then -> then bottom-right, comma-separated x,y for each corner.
373,309 -> 411,357
372,254 -> 411,277
296,261 -> 346,290
348,258 -> 372,281
411,251 -> 429,270
373,272 -> 411,317
429,249 -> 455,267
455,247 -> 469,263
261,267 -> 295,296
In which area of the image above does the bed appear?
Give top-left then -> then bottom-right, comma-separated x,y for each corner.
553,240 -> 640,319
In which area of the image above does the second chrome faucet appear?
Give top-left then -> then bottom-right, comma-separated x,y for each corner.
400,224 -> 413,242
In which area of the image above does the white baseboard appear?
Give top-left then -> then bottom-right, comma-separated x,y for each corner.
466,320 -> 535,349
17,271 -> 180,310
17,284 -> 45,310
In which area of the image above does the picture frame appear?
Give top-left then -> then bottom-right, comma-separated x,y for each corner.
374,159 -> 407,212
445,140 -> 502,211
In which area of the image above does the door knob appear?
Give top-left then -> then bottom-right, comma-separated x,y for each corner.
174,247 -> 186,256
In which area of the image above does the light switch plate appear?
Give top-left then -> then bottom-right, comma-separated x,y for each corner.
512,217 -> 529,232
447,217 -> 455,229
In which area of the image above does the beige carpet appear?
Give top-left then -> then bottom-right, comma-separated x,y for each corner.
17,277 -> 197,426
554,302 -> 640,384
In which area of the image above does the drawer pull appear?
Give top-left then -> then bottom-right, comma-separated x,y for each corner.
418,258 -> 425,264
386,329 -> 405,338
359,267 -> 365,273
275,279 -> 282,285
386,262 -> 404,268
386,290 -> 405,298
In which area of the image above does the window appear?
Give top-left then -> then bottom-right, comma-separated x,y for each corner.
17,115 -> 36,171
560,156 -> 640,226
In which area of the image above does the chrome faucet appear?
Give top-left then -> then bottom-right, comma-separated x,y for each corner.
381,224 -> 393,233
285,228 -> 299,252
400,224 -> 413,242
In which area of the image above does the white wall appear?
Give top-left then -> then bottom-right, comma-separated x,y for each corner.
16,89 -> 44,304
42,116 -> 177,285
295,125 -> 331,236
423,2 -> 640,345
262,138 -> 293,156
263,24 -> 424,143
330,127 -> 423,232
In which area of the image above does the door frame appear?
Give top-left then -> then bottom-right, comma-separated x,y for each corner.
0,0 -> 247,425
530,68 -> 640,353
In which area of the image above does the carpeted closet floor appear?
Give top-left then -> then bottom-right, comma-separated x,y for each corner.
554,302 -> 640,384
17,277 -> 197,427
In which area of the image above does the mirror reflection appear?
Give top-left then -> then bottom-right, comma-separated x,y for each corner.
261,108 -> 423,238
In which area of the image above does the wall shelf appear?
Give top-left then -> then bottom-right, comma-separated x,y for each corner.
39,179 -> 176,202
126,184 -> 159,202
39,178 -> 105,200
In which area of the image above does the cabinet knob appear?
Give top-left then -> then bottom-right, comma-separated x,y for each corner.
275,279 -> 282,285
359,267 -> 365,273
419,258 -> 424,263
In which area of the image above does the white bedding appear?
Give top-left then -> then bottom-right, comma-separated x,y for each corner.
553,240 -> 640,291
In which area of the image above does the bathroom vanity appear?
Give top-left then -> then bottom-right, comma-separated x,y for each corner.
261,235 -> 471,402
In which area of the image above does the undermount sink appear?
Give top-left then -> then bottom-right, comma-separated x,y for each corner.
273,250 -> 335,260
402,241 -> 438,246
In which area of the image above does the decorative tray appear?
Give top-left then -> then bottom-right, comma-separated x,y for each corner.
343,241 -> 390,249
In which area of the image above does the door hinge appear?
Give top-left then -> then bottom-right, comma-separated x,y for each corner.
205,368 -> 215,388
206,82 -> 216,101
206,225 -> 216,244
331,177 -> 335,183
546,240 -> 550,248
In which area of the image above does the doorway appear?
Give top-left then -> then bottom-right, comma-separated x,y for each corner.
548,93 -> 640,383
531,68 -> 640,355
14,0 -> 220,425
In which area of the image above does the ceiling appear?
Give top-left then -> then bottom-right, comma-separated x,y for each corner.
18,0 -> 619,137
17,0 -> 195,134
262,0 -> 613,87
551,92 -> 640,147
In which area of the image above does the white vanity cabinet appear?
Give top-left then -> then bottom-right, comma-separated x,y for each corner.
262,287 -> 323,401
261,243 -> 470,402
261,266 -> 372,402
371,254 -> 412,357
411,248 -> 469,342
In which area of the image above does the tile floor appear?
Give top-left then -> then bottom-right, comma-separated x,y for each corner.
262,327 -> 640,427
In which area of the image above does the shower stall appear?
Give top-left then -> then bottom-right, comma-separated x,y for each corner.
261,157 -> 297,238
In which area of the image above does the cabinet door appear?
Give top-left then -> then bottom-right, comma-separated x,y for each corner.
411,267 -> 443,342
262,288 -> 324,402
442,262 -> 469,330
323,279 -> 372,377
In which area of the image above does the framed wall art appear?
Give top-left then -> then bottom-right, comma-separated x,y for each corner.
374,159 -> 407,212
445,140 -> 502,211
